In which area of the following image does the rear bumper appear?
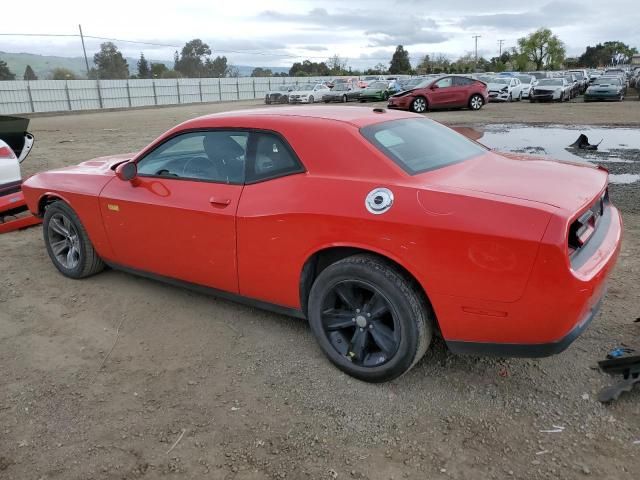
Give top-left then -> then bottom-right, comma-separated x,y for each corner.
446,295 -> 604,357
435,204 -> 622,357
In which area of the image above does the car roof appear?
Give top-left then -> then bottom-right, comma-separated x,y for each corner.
183,106 -> 417,129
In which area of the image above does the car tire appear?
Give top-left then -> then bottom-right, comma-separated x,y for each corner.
530,97 -> 536,103
342,94 -> 347,103
307,254 -> 433,383
410,96 -> 428,113
559,92 -> 565,102
507,93 -> 512,102
43,201 -> 105,279
469,94 -> 483,110
265,96 -> 271,105
309,95 -> 314,104
383,92 -> 389,101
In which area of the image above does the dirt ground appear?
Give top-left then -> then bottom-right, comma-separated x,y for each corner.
1,97 -> 639,480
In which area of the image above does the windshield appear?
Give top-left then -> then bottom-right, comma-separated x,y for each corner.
298,84 -> 315,90
594,77 -> 620,85
570,72 -> 585,79
537,79 -> 562,86
491,78 -> 510,85
361,118 -> 487,175
368,81 -> 387,89
364,76 -> 378,81
332,84 -> 348,91
516,76 -> 532,83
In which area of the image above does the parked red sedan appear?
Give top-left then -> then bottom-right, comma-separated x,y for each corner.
22,107 -> 621,382
388,75 -> 488,113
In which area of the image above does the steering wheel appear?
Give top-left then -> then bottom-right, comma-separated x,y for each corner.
182,156 -> 219,179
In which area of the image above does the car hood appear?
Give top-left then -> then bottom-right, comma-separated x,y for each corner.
54,152 -> 135,174
419,151 -> 607,212
293,89 -> 314,95
534,85 -> 562,91
487,82 -> 510,90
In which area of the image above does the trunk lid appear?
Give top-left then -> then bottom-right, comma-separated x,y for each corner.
418,151 -> 608,212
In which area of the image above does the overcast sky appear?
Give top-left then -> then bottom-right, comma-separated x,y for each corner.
1,0 -> 637,68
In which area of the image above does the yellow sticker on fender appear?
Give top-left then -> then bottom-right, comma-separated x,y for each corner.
107,204 -> 119,212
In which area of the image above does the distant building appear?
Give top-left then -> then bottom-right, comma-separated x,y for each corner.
631,54 -> 640,66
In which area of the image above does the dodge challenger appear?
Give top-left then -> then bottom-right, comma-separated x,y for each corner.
22,107 -> 622,382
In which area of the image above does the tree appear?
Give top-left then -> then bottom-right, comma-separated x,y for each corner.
415,55 -> 432,74
251,67 -> 273,77
227,65 -> 240,78
389,45 -> 411,74
150,63 -> 168,78
517,28 -> 565,70
327,54 -> 348,75
175,39 -> 211,77
204,56 -> 229,77
137,53 -> 150,79
51,68 -> 77,80
93,42 -> 129,79
0,59 -> 16,80
23,65 -> 38,81
578,41 -> 638,67
289,60 -> 330,76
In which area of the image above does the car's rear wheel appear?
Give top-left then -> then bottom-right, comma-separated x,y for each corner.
342,94 -> 347,103
307,254 -> 433,382
469,94 -> 483,110
43,201 -> 104,279
410,96 -> 427,113
265,96 -> 271,105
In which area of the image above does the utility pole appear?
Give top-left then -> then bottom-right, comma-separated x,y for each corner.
79,24 -> 90,77
498,39 -> 505,58
472,35 -> 481,70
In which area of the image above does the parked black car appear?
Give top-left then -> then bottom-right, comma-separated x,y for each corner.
265,85 -> 297,104
322,83 -> 360,103
563,74 -> 580,98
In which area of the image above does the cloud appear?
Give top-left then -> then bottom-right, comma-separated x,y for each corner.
459,2 -> 585,31
259,8 -> 448,47
300,45 -> 328,51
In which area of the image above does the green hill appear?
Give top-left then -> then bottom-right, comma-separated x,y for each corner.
0,51 -> 289,79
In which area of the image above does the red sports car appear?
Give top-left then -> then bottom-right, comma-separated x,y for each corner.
387,75 -> 488,113
22,107 -> 621,382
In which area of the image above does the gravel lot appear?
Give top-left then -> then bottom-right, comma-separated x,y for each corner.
1,97 -> 639,479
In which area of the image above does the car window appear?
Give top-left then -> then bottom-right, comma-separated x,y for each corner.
434,77 -> 452,88
247,132 -> 305,183
137,130 -> 248,184
453,77 -> 473,86
361,118 -> 487,175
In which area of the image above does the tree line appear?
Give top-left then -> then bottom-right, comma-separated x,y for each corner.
0,30 -> 637,81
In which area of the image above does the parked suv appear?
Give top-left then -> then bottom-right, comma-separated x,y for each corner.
387,75 -> 488,113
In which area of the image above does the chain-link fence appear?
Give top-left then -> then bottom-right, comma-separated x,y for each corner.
0,76 -> 339,115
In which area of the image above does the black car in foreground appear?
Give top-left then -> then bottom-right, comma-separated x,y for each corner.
322,83 -> 360,103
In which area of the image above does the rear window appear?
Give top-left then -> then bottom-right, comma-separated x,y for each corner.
361,118 -> 487,174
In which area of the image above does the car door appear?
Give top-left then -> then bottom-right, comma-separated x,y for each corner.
429,76 -> 455,108
511,79 -> 521,98
451,77 -> 474,106
99,130 -> 249,293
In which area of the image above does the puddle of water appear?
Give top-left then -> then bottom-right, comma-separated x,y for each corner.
455,124 -> 640,185
609,173 -> 640,184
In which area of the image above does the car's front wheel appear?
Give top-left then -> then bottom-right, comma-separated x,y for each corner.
308,95 -> 314,104
43,201 -> 104,279
410,96 -> 427,113
469,94 -> 483,110
342,94 -> 347,103
307,254 -> 433,382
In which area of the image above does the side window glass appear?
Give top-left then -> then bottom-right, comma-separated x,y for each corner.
248,133 -> 304,183
435,77 -> 452,88
137,131 -> 248,184
453,77 -> 472,86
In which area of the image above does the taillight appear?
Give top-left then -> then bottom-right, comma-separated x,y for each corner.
0,143 -> 16,159
568,192 -> 606,253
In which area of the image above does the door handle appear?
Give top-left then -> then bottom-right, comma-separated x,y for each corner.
209,196 -> 231,207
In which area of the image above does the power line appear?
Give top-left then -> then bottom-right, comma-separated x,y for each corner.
0,32 -> 394,62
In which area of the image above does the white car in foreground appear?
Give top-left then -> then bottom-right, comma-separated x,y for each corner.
287,83 -> 330,104
487,77 -> 524,102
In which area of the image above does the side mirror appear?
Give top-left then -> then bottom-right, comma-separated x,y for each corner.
115,161 -> 138,182
431,84 -> 439,90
